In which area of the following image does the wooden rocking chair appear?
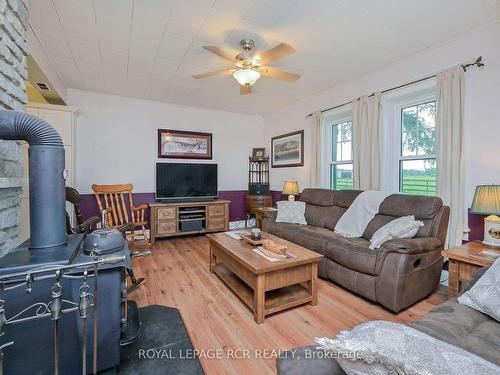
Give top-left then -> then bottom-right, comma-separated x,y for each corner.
91,183 -> 150,247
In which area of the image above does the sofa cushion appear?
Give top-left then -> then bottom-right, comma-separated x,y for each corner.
265,221 -> 302,243
332,190 -> 363,208
409,298 -> 500,365
410,299 -> 489,346
300,188 -> 336,206
379,194 -> 443,219
465,320 -> 500,365
360,195 -> 443,240
292,226 -> 340,256
304,205 -> 346,230
325,236 -> 379,275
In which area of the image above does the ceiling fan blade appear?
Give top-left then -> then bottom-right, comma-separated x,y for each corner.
192,68 -> 234,79
240,85 -> 251,95
261,67 -> 300,82
258,43 -> 295,65
202,46 -> 236,63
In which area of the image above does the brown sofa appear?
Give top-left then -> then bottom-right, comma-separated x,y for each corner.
276,267 -> 500,374
262,188 -> 450,312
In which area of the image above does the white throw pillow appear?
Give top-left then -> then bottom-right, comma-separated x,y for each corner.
275,201 -> 307,225
458,256 -> 500,322
369,215 -> 423,250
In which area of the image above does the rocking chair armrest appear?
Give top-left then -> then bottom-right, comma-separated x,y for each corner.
131,204 -> 148,211
73,216 -> 100,234
117,223 -> 134,233
80,216 -> 100,228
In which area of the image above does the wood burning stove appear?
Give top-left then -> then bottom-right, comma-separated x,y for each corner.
0,109 -> 132,374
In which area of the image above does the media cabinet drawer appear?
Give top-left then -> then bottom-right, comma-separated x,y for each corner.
207,217 -> 225,231
157,220 -> 176,235
208,204 -> 225,217
157,207 -> 176,220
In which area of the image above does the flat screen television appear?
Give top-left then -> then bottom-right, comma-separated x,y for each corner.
156,162 -> 218,201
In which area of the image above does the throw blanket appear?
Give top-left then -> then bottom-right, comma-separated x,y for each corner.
334,190 -> 392,238
315,320 -> 500,375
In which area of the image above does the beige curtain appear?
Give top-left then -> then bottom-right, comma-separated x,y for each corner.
352,92 -> 381,190
309,111 -> 322,188
436,68 -> 465,248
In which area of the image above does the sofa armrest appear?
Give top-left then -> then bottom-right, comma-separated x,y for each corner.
277,346 -> 346,375
460,266 -> 489,295
382,237 -> 441,254
260,208 -> 278,221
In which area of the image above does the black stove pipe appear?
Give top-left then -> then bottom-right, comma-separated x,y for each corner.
0,109 -> 66,250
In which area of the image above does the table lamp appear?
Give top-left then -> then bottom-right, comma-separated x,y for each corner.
471,185 -> 500,247
282,180 -> 299,202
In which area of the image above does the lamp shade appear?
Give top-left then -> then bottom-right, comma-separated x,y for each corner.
233,68 -> 261,86
282,180 -> 299,195
471,185 -> 500,215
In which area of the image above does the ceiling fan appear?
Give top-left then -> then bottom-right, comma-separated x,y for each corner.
192,39 -> 300,95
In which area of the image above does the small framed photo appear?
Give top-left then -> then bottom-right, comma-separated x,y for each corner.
158,129 -> 212,159
271,130 -> 304,168
252,148 -> 266,159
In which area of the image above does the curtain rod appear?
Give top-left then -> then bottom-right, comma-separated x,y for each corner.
305,56 -> 484,118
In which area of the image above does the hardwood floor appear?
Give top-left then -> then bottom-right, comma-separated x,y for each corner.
131,235 -> 448,375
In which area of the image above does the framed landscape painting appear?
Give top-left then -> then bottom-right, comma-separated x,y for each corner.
158,129 -> 212,159
271,130 -> 304,168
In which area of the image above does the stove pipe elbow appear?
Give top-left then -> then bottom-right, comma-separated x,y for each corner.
0,109 -> 66,250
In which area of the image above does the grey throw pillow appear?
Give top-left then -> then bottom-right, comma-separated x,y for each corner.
369,215 -> 423,250
458,257 -> 500,322
275,201 -> 307,225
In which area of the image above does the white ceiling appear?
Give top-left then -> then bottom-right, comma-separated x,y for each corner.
29,0 -> 500,115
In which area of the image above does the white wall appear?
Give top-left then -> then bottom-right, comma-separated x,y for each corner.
67,89 -> 264,193
263,21 -> 500,212
27,26 -> 67,103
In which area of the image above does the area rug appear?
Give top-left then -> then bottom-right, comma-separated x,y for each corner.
118,305 -> 204,374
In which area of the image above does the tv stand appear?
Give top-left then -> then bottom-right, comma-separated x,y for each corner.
149,199 -> 230,243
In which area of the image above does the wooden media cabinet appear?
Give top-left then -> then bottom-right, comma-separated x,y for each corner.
149,200 -> 230,243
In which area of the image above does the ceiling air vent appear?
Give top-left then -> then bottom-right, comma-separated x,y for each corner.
35,82 -> 51,91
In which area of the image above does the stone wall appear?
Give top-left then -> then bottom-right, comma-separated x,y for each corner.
0,0 -> 28,256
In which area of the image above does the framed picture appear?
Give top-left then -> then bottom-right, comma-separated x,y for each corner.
271,130 -> 304,168
251,147 -> 266,159
158,129 -> 212,159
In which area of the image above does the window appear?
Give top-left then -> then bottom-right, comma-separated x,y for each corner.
399,101 -> 436,196
329,120 -> 353,190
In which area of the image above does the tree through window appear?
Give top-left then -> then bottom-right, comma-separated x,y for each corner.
400,101 -> 436,196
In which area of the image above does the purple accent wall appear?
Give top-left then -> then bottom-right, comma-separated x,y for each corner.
78,190 -> 302,226
271,190 -> 283,205
79,190 -> 255,225
468,209 -> 486,242
218,190 -> 247,221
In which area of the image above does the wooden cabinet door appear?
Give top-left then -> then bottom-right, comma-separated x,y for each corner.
157,220 -> 177,235
207,217 -> 225,231
208,204 -> 225,217
157,207 -> 176,220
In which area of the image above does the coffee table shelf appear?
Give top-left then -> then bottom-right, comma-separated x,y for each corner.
213,263 -> 313,316
207,231 -> 322,323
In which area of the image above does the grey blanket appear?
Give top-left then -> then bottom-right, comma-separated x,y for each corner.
315,320 -> 500,375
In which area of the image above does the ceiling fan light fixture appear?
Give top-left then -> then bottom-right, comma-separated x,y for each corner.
232,68 -> 261,86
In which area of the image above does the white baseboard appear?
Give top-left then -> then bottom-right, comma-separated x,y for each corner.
229,219 -> 254,230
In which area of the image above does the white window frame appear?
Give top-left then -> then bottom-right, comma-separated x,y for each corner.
380,80 -> 437,192
321,106 -> 353,189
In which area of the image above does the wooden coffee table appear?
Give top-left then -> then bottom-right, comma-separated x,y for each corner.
207,231 -> 323,323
